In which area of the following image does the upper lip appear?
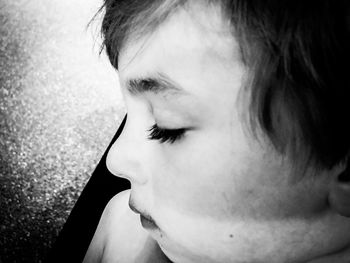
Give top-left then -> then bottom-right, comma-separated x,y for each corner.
128,198 -> 140,214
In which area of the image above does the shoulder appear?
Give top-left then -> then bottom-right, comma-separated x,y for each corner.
100,189 -> 131,236
83,190 -> 151,263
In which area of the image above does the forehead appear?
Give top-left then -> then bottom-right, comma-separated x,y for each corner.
117,1 -> 247,121
118,2 -> 241,74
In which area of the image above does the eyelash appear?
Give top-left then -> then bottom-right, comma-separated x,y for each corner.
147,124 -> 186,144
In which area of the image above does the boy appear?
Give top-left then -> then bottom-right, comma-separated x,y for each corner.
84,1 -> 350,262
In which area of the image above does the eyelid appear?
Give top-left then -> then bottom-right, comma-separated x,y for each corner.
147,124 -> 186,144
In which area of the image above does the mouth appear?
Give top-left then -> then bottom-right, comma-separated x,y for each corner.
140,214 -> 159,230
129,198 -> 160,230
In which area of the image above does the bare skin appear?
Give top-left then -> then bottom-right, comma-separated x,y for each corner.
83,190 -> 172,263
84,190 -> 350,263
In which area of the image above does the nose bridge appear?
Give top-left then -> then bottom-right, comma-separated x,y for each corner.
106,118 -> 148,185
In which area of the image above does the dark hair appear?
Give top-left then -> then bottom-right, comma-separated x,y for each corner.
96,0 -> 350,177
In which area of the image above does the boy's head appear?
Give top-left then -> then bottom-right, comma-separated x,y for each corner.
101,0 -> 350,176
100,1 -> 350,262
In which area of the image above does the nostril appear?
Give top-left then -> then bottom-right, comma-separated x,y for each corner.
104,134 -> 148,185
106,151 -> 131,179
114,172 -> 128,179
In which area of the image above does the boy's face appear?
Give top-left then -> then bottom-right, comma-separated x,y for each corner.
106,3 -> 335,263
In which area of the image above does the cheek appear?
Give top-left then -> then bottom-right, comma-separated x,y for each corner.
151,128 -> 256,221
150,125 -> 300,222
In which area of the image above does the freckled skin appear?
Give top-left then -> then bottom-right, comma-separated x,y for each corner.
86,2 -> 350,263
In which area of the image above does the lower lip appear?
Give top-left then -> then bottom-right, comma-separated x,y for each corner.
140,215 -> 158,230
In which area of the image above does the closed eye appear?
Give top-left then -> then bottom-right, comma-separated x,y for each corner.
147,124 -> 186,144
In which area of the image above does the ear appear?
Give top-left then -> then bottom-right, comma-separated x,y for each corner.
328,161 -> 350,217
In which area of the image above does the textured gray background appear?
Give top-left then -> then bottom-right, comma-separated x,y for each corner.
0,1 -> 125,262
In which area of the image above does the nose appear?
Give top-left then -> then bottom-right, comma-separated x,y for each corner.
106,117 -> 148,185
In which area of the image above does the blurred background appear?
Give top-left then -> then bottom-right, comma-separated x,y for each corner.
0,0 -> 125,262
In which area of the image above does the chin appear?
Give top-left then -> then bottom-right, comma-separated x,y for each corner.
156,235 -> 215,263
158,243 -> 193,263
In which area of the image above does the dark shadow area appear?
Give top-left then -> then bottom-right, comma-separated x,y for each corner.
47,116 -> 129,263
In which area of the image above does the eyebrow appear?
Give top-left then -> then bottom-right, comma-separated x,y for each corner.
125,73 -> 186,97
